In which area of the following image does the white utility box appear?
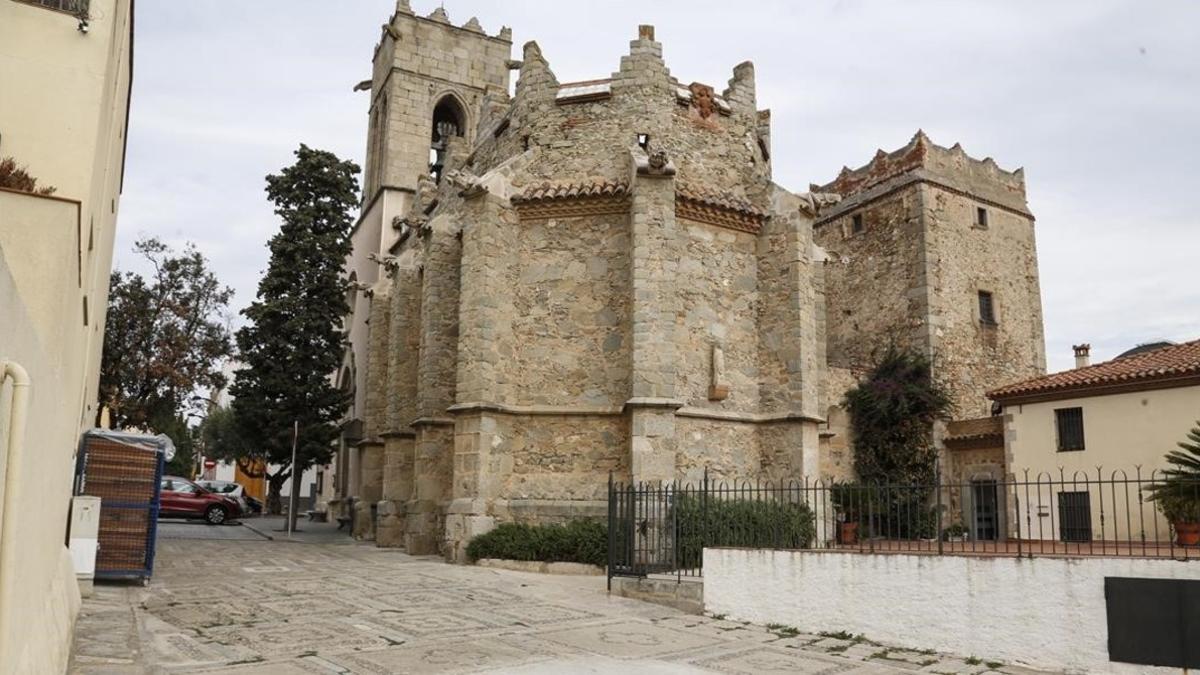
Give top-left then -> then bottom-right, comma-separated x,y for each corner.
68,495 -> 101,597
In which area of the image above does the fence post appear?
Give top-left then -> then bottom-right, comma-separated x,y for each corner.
673,481 -> 681,582
702,467 -> 709,562
936,463 -> 944,556
607,471 -> 614,591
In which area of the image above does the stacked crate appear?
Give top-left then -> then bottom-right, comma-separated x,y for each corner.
74,431 -> 165,581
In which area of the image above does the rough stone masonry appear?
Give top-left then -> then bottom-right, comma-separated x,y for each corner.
328,1 -> 1046,559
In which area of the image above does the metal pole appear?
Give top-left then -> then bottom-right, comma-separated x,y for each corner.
287,420 -> 299,537
936,464 -> 944,556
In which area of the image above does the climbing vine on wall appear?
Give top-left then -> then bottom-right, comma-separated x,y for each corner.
843,347 -> 953,486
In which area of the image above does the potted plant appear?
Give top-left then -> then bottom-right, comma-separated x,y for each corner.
831,483 -> 865,545
1146,420 -> 1200,546
941,522 -> 969,543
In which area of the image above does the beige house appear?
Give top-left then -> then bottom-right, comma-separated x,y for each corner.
0,0 -> 133,671
990,340 -> 1200,543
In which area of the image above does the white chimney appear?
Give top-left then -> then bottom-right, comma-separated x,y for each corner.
1073,343 -> 1091,368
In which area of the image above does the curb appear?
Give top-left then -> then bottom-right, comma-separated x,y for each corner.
239,521 -> 275,541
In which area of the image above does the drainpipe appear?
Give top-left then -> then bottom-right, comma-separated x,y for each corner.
0,359 -> 31,663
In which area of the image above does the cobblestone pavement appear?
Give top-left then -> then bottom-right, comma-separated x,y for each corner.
70,536 -> 1047,674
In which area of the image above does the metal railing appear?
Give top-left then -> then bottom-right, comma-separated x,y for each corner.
607,468 -> 1200,583
16,0 -> 89,13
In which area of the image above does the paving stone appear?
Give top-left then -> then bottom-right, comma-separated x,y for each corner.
69,536 -> 1054,674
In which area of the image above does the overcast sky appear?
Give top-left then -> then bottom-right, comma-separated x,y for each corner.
115,0 -> 1200,374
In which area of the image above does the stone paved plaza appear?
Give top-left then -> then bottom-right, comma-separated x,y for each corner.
70,526 -> 1046,674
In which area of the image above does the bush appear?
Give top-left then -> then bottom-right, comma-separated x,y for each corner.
465,520 -> 607,567
674,495 -> 815,569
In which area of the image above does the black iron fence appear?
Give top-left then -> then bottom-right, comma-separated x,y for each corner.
607,469 -> 1200,582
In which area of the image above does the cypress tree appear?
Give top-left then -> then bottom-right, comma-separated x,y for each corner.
230,145 -> 359,516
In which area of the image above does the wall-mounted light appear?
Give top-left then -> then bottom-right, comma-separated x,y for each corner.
76,8 -> 89,34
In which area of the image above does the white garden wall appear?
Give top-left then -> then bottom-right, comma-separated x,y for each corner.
705,548 -> 1200,673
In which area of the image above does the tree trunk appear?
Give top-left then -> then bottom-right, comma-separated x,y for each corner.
266,470 -> 290,515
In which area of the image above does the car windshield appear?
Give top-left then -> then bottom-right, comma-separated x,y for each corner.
174,482 -> 199,494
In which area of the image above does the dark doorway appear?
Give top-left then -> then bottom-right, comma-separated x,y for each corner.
971,479 -> 999,541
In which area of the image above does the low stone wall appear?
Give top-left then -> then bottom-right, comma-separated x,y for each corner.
475,558 -> 603,576
705,548 -> 1199,674
610,575 -> 704,615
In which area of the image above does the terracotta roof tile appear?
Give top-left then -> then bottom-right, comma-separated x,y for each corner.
675,185 -> 767,218
945,416 -> 1003,443
512,180 -> 630,203
988,339 -> 1200,401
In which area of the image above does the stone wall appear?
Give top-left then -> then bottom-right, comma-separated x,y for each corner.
676,221 -> 758,412
500,414 -> 628,500
510,214 -> 631,406
814,190 -> 926,371
922,184 -> 1045,418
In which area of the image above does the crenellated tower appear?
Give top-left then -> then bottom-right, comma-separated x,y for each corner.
813,131 -> 1046,420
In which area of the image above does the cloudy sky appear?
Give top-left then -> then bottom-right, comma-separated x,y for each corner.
116,0 -> 1200,373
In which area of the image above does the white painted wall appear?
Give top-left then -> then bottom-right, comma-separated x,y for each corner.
706,548 -> 1200,674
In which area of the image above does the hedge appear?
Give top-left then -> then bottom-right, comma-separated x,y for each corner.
465,520 -> 607,567
674,495 -> 816,568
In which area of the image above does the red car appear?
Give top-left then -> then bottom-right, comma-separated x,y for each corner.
158,475 -> 241,525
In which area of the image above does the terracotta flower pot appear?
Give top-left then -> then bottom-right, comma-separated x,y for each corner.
839,521 -> 859,545
1175,521 -> 1200,546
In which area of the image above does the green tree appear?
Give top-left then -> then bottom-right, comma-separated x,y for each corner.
842,347 -> 953,538
156,413 -> 199,477
1145,421 -> 1200,523
230,145 -> 358,518
99,237 -> 234,431
199,406 -> 263,480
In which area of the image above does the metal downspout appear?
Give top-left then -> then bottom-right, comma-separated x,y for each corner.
0,359 -> 32,664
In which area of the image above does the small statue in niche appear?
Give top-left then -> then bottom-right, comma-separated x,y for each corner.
708,344 -> 730,401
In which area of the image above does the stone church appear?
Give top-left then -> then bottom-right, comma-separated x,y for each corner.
327,1 -> 1046,560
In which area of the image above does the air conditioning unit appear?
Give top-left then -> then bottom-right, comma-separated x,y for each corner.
68,496 -> 101,597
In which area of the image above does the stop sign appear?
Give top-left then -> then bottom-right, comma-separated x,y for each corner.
203,459 -> 216,469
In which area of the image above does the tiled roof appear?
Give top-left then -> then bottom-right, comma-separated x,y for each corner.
675,185 -> 766,218
988,339 -> 1200,402
944,416 -> 1003,443
512,180 -> 630,203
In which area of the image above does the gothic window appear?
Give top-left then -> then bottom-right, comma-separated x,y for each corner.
429,95 -> 465,183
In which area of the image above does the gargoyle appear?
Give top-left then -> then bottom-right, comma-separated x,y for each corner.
635,146 -> 676,177
797,192 -> 842,217
443,169 -> 487,198
367,252 -> 399,274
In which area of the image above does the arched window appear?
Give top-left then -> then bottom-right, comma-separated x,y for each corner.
429,95 -> 465,183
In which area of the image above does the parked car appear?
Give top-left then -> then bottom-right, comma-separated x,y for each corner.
159,476 -> 241,525
195,479 -> 257,517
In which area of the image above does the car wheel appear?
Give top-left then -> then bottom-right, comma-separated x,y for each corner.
204,504 -> 227,525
